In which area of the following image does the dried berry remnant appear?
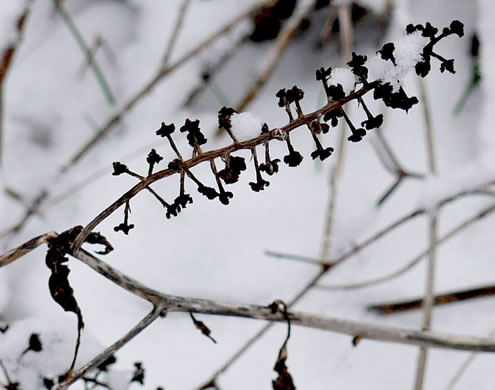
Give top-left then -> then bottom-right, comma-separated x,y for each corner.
218,106 -> 238,131
190,313 -> 217,344
43,378 -> 54,390
130,362 -> 145,385
146,149 -> 163,166
146,149 -> 163,176
180,118 -> 207,148
249,147 -> 270,192
308,121 -> 334,161
347,52 -> 368,80
260,143 -> 280,176
283,138 -> 303,167
328,83 -> 345,101
21,333 -> 43,356
112,162 -> 128,176
339,108 -> 367,143
156,122 -> 175,137
174,193 -> 193,209
316,66 -> 332,97
276,88 -> 288,108
286,85 -> 304,103
377,42 -> 396,65
323,108 -> 343,127
373,83 -> 418,112
168,158 -> 182,171
218,155 -> 247,184
358,96 -> 383,131
198,185 -> 219,200
362,114 -> 383,130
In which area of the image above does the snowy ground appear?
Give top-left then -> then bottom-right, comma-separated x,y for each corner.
1,0 -> 494,389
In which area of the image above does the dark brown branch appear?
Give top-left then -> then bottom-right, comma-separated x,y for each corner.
368,285 -> 495,315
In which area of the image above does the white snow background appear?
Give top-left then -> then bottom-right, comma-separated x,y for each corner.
1,0 -> 494,389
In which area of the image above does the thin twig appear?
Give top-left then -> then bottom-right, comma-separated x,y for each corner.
234,0 -> 318,113
183,35 -> 247,107
414,77 -> 437,390
56,304 -> 165,390
265,250 -> 334,265
444,330 -> 495,390
0,359 -> 12,384
161,0 -> 192,65
317,203 -> 495,291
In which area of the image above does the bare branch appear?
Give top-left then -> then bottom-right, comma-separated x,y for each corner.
0,231 -> 57,267
69,248 -> 495,354
318,202 -> 495,291
56,304 -> 165,390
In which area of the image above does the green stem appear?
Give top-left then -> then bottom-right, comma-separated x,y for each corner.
55,1 -> 116,106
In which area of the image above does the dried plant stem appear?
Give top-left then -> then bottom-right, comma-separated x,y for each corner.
71,81 -> 380,251
414,77 -> 437,390
318,202 -> 495,290
65,248 -> 495,354
60,0 -> 269,174
161,0 -> 192,65
320,120 -> 347,260
56,304 -> 165,390
234,0 -> 318,113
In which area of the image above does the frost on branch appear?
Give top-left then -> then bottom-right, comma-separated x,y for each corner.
109,21 -> 463,235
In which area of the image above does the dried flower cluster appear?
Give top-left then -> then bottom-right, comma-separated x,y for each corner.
110,21 -> 463,237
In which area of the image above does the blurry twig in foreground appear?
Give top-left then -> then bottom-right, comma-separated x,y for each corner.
54,0 -> 116,105
0,1 -> 31,167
